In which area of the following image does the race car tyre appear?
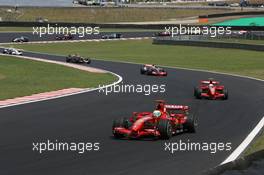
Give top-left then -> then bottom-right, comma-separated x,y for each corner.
223,89 -> 228,100
85,59 -> 91,64
195,88 -> 202,99
123,117 -> 132,129
112,118 -> 126,138
183,115 -> 197,133
194,87 -> 198,96
140,68 -> 145,74
66,58 -> 71,62
157,119 -> 172,139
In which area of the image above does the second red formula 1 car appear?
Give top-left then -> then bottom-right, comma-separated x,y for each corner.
112,100 -> 197,140
140,64 -> 167,76
194,79 -> 228,100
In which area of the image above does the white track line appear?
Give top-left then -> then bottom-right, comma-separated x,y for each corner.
221,116 -> 264,164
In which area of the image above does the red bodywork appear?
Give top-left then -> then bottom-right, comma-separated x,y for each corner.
195,80 -> 227,100
113,101 -> 190,139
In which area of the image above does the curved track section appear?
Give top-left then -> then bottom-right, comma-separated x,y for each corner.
0,31 -> 154,44
0,51 -> 263,175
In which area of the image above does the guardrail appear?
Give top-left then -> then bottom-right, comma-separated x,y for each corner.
199,11 -> 264,18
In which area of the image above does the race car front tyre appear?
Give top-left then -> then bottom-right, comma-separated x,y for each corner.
195,88 -> 202,99
123,117 -> 132,129
157,119 -> 172,139
112,118 -> 125,138
140,68 -> 145,74
223,89 -> 228,100
183,115 -> 197,133
66,58 -> 71,62
86,59 -> 91,64
194,87 -> 198,96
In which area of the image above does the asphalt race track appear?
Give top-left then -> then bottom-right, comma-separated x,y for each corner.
0,48 -> 263,175
0,31 -> 154,43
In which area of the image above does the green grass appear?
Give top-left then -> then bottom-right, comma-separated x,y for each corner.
245,132 -> 264,155
0,7 -> 236,23
211,38 -> 264,45
0,55 -> 116,100
9,39 -> 264,80
0,27 -> 33,32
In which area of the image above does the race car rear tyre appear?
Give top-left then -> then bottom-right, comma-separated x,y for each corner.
183,115 -> 197,133
157,119 -> 172,140
223,89 -> 228,100
86,59 -> 91,64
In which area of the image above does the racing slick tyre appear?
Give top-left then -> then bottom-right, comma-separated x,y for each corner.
183,115 -> 197,133
194,87 -> 198,97
66,58 -> 71,62
223,89 -> 228,100
112,118 -> 126,138
140,68 -> 146,74
157,119 -> 172,140
195,88 -> 202,99
122,117 -> 132,129
85,59 -> 91,64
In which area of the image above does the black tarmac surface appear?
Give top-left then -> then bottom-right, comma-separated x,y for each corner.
0,49 -> 263,175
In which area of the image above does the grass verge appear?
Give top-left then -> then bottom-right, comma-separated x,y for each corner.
245,132 -> 264,155
0,55 -> 116,100
0,7 -> 236,23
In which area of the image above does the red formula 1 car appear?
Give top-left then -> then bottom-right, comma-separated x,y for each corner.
194,79 -> 228,100
112,100 -> 197,140
140,64 -> 167,76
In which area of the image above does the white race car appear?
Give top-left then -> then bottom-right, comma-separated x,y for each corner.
3,48 -> 23,55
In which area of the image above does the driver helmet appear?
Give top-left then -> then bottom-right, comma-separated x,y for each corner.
153,110 -> 162,118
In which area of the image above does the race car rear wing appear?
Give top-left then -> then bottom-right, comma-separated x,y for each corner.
165,105 -> 189,111
200,80 -> 220,85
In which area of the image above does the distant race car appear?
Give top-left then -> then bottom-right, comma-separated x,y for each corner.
153,31 -> 171,37
55,34 -> 74,40
2,48 -> 23,55
112,100 -> 197,140
66,54 -> 91,64
101,33 -> 122,39
140,64 -> 167,76
194,79 -> 228,100
12,36 -> 29,42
